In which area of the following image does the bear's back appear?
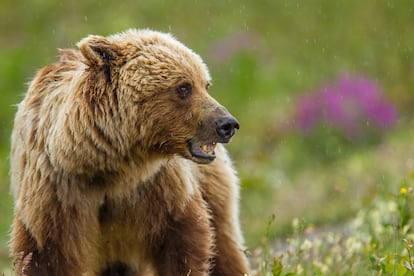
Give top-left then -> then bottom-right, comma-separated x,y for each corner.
10,49 -> 86,198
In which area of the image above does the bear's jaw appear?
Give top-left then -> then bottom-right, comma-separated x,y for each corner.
188,140 -> 217,164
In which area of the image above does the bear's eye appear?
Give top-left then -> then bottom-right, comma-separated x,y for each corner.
176,83 -> 192,99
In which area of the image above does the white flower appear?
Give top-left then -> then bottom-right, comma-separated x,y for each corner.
300,239 -> 313,251
345,236 -> 362,257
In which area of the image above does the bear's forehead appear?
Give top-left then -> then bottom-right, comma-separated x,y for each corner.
111,29 -> 211,82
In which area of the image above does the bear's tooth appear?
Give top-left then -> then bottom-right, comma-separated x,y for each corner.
200,144 -> 216,155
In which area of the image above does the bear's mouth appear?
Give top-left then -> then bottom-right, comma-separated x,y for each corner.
188,140 -> 217,164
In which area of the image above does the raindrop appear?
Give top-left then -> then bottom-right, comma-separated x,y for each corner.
84,16 -> 88,22
277,179 -> 282,186
285,96 -> 291,104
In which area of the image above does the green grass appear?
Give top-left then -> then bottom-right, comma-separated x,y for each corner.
1,0 -> 414,273
252,174 -> 414,275
239,124 -> 414,244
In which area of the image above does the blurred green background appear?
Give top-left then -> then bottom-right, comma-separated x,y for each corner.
1,0 -> 414,271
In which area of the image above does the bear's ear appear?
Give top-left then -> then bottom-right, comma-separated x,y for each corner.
77,35 -> 120,68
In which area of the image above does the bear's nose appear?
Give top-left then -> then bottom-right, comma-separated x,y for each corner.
215,116 -> 240,142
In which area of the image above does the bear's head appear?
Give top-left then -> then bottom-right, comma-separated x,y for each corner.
77,29 -> 239,165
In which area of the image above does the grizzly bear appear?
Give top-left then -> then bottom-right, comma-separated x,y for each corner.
9,29 -> 249,275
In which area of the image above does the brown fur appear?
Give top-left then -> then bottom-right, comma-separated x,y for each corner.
10,29 -> 249,275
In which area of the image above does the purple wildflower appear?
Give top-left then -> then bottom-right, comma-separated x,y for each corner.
292,74 -> 398,140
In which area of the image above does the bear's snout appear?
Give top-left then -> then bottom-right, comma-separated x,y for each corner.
187,112 -> 239,164
215,116 -> 240,143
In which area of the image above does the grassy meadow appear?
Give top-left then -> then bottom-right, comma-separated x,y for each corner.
1,0 -> 414,274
